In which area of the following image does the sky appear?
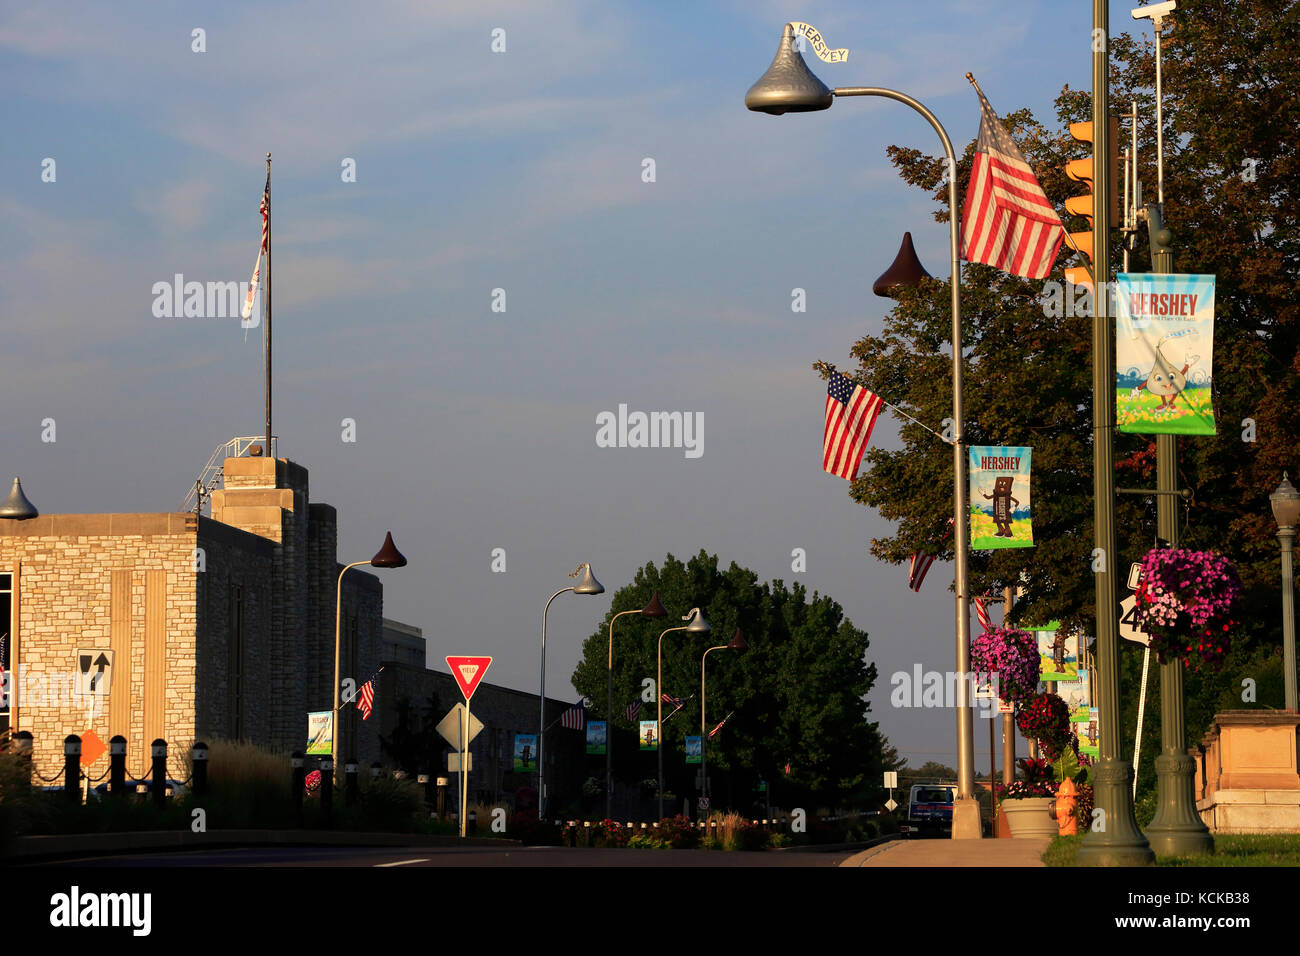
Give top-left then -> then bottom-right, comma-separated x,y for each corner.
0,0 -> 1158,770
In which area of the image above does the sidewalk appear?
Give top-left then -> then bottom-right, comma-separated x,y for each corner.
841,836 -> 1050,867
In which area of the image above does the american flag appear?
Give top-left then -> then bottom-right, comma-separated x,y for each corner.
908,517 -> 955,592
355,679 -> 375,721
660,693 -> 682,707
960,84 -> 1065,280
708,712 -> 732,739
974,596 -> 991,632
560,700 -> 586,730
625,699 -> 643,722
242,174 -> 270,320
824,371 -> 883,481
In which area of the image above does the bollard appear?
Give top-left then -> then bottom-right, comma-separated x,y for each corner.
13,731 -> 33,784
345,758 -> 358,807
418,772 -> 431,809
109,736 -> 127,797
370,761 -> 382,781
191,742 -> 208,797
436,777 -> 448,819
150,739 -> 168,809
291,752 -> 305,825
64,735 -> 81,803
469,809 -> 478,836
320,756 -> 334,826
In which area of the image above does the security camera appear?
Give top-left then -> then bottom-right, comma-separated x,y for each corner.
1132,1 -> 1176,21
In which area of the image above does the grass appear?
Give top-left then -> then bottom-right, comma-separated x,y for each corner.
1043,832 -> 1300,867
970,511 -> 1033,550
1116,387 -> 1215,434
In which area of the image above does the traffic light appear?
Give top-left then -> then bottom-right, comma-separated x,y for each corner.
1062,117 -> 1120,290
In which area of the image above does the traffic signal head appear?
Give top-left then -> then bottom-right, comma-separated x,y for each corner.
1062,117 -> 1121,289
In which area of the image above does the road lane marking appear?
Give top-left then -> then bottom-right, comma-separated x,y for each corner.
375,858 -> 430,867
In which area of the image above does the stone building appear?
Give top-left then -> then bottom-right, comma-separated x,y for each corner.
0,454 -> 385,780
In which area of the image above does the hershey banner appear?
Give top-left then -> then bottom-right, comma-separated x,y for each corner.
970,446 -> 1033,550
1115,273 -> 1216,435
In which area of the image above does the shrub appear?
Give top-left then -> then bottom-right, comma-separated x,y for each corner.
657,815 -> 700,849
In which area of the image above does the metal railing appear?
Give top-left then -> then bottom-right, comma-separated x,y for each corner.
179,435 -> 277,515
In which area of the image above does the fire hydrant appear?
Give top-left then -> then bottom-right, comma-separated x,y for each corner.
1054,778 -> 1078,835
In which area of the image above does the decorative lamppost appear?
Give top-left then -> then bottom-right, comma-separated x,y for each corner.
606,591 -> 667,818
1272,474 -> 1300,712
701,628 -> 747,804
333,532 -> 406,766
539,562 -> 604,818
745,23 -> 980,838
658,607 -> 710,819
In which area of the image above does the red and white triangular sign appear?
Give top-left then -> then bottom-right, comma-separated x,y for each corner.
446,655 -> 493,701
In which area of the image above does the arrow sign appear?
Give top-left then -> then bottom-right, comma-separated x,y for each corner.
446,655 -> 492,700
89,653 -> 109,692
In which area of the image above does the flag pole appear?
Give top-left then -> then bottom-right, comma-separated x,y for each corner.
264,152 -> 273,460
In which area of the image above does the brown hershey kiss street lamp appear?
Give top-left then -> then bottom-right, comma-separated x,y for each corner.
606,591 -> 668,819
745,23 -> 980,838
333,532 -> 407,767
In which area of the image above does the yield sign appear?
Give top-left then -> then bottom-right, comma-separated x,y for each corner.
446,655 -> 492,700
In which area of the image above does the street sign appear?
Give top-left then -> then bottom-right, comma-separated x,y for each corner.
1127,562 -> 1144,591
446,655 -> 492,700
436,704 -> 484,749
998,700 -> 1015,715
1119,594 -> 1152,646
447,753 -> 473,772
80,730 -> 107,765
883,771 -> 898,789
75,649 -> 113,696
885,798 -> 898,812
698,796 -> 710,811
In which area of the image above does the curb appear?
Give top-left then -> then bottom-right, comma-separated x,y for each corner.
4,829 -> 519,863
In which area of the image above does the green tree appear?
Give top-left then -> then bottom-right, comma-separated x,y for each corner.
569,551 -> 882,809
835,3 -> 1297,760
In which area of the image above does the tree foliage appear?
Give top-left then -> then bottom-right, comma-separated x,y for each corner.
569,551 -> 882,807
835,3 -> 1298,743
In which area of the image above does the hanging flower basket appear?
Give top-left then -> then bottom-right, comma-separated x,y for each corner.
1016,693 -> 1073,759
1134,547 -> 1242,669
970,625 -> 1039,704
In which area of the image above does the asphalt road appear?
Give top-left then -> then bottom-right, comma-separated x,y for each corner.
32,844 -> 858,867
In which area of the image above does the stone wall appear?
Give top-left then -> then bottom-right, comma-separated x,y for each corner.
0,514 -> 200,780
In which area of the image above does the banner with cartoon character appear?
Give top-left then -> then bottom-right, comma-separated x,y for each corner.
969,446 -> 1033,549
1116,273 -> 1216,435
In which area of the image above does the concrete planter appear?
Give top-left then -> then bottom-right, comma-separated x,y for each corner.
1002,796 -> 1057,838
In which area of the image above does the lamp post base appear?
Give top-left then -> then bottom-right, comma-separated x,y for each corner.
1146,752 -> 1213,857
951,797 -> 983,839
1077,757 -> 1155,866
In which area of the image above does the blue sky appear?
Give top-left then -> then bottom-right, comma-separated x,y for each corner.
1,1 -> 1154,769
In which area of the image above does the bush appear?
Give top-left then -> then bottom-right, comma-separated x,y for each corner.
656,815 -> 700,849
628,831 -> 669,849
510,811 -> 562,846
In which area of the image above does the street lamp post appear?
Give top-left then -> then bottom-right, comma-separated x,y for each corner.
746,24 -> 980,838
702,628 -> 747,806
1272,474 -> 1300,712
606,591 -> 667,819
332,532 -> 406,767
539,563 -> 604,820
658,607 -> 710,820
